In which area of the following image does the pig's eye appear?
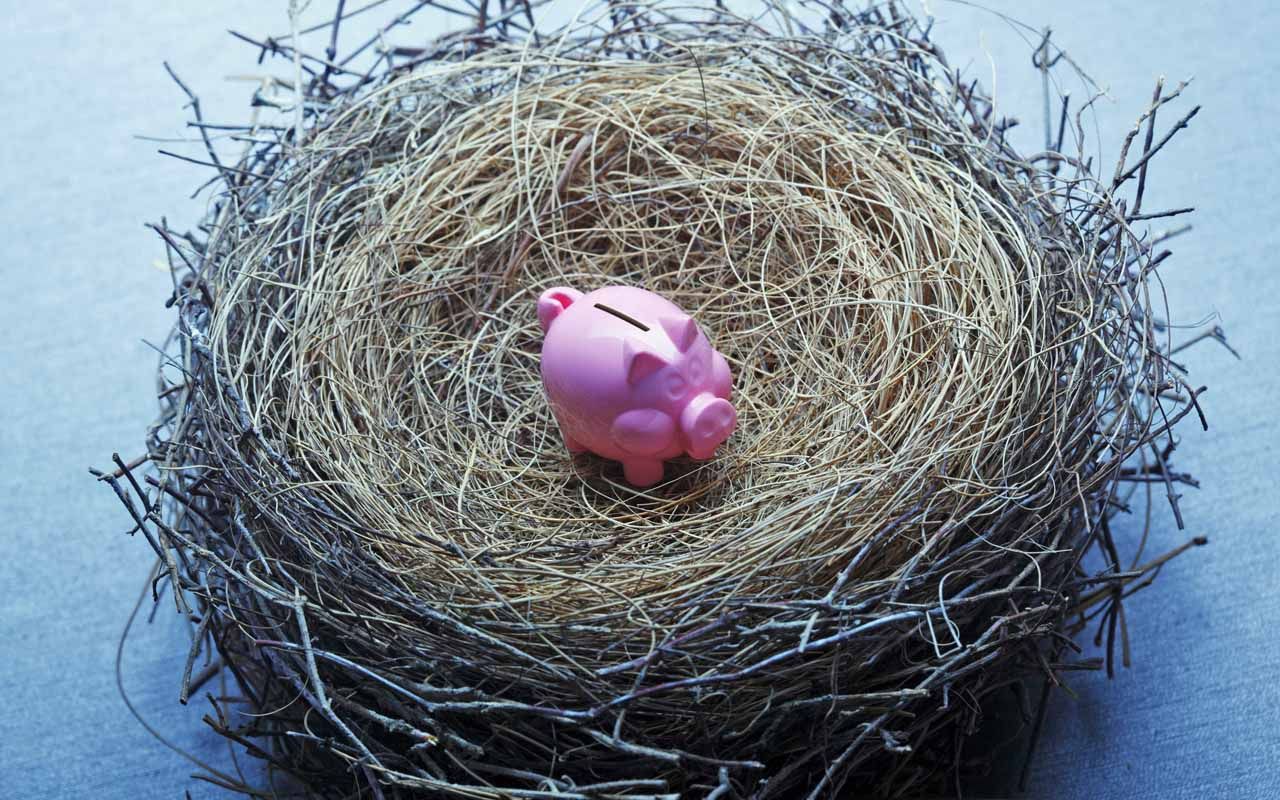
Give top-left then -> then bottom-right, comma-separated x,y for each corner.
666,372 -> 687,398
687,356 -> 705,384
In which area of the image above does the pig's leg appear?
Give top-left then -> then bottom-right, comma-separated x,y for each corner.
555,418 -> 586,453
611,409 -> 675,487
611,409 -> 675,453
622,459 -> 664,487
562,430 -> 587,454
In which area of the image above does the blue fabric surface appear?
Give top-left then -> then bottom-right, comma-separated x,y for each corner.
1,2 -> 1276,797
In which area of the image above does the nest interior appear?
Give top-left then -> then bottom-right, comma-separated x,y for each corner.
101,2 -> 1210,798
231,58 -> 1044,614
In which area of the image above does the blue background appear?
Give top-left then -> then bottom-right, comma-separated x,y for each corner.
1,2 -> 1276,796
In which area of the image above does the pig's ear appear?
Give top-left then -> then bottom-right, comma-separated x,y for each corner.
537,287 -> 584,333
624,340 -> 667,384
659,314 -> 699,352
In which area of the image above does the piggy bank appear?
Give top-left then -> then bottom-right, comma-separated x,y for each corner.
537,285 -> 736,486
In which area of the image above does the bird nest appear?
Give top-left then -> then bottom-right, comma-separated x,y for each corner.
100,1 -> 1212,797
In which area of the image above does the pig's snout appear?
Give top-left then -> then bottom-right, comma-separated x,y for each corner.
681,392 -> 737,460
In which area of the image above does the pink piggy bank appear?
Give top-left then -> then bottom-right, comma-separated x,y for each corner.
537,285 -> 736,486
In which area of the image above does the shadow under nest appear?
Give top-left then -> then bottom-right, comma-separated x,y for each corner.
97,2 -> 1212,798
